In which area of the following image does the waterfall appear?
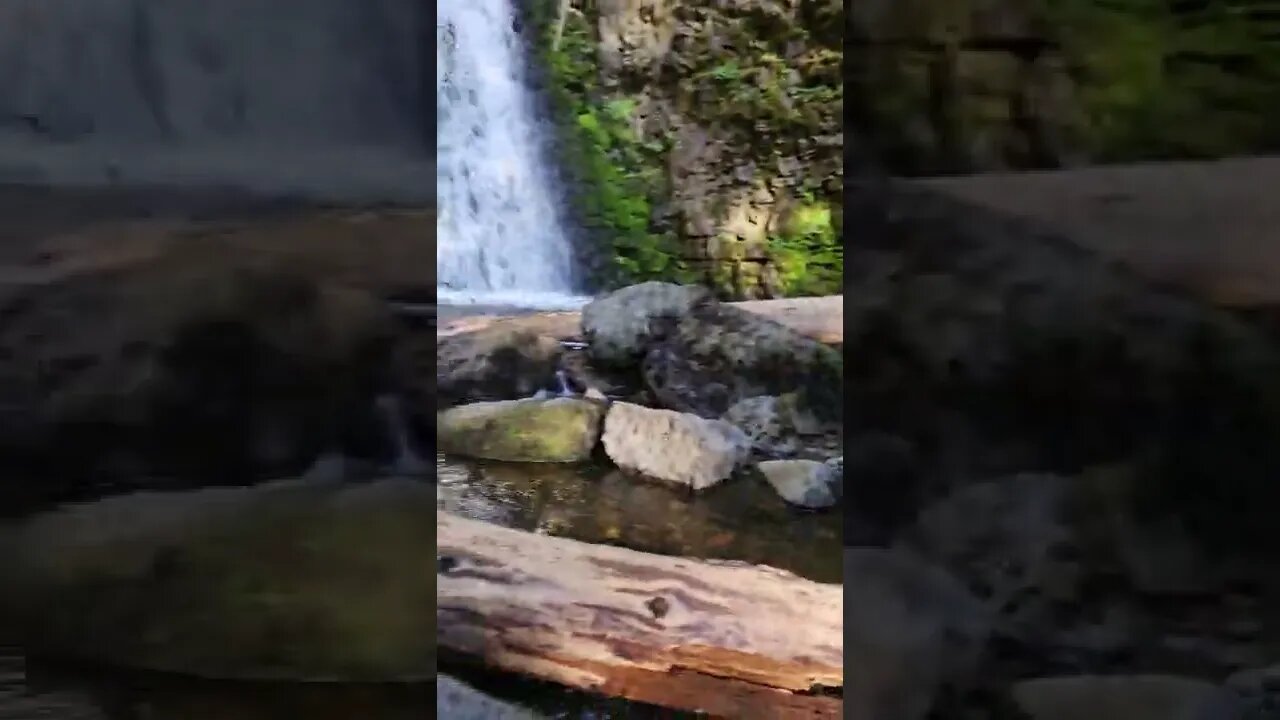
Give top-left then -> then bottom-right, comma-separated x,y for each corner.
436,0 -> 587,310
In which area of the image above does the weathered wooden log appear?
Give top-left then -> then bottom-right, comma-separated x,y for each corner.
435,296 -> 844,344
436,510 -> 843,719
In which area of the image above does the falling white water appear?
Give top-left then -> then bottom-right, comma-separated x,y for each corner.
436,0 -> 589,310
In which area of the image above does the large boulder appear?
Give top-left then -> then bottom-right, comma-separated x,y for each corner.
437,398 -> 605,463
580,283 -> 843,423
0,478 -> 435,680
432,326 -> 563,407
640,300 -> 844,422
580,282 -> 711,365
600,402 -> 750,490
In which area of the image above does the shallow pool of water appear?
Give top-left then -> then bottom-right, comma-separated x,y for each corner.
436,454 -> 842,584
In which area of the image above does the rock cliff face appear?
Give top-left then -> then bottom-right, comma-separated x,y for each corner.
526,0 -> 842,299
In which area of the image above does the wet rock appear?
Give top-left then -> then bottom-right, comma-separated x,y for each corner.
432,326 -> 562,407
0,478 -> 435,680
722,394 -> 802,457
757,459 -> 837,509
601,402 -> 749,490
580,282 -> 711,365
843,548 -> 994,720
639,299 -> 843,422
823,455 -> 843,498
437,675 -> 540,720
436,398 -> 605,463
1010,675 -> 1246,720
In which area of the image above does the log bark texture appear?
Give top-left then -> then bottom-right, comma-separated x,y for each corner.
435,296 -> 844,344
436,510 -> 843,719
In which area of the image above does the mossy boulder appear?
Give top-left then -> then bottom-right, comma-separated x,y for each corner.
0,478 -> 435,680
436,398 -> 606,463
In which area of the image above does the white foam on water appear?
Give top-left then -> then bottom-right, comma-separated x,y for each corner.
435,287 -> 591,311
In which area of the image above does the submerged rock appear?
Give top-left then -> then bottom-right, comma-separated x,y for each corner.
757,459 -> 837,509
436,398 -> 605,463
0,478 -> 435,680
600,402 -> 749,490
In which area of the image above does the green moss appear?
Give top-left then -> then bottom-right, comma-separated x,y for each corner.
437,398 -> 605,463
768,197 -> 843,296
527,3 -> 691,288
524,0 -> 843,296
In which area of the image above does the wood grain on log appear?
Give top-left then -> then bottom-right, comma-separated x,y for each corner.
437,511 -> 843,719
435,296 -> 844,344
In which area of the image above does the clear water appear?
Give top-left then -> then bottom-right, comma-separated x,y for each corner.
436,0 -> 588,310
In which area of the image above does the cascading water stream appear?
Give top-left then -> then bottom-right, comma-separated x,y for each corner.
436,0 -> 589,310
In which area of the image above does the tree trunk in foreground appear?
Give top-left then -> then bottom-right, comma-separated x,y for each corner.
434,296 -> 845,344
436,511 -> 844,719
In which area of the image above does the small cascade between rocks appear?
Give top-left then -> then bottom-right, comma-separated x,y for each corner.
436,0 -> 589,310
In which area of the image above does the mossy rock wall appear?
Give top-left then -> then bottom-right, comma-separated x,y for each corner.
525,0 -> 843,299
850,0 -> 1280,175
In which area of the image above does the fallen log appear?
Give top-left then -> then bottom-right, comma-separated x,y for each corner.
435,296 -> 844,344
436,510 -> 843,719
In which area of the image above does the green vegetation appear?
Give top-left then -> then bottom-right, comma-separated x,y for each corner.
768,197 -> 843,296
526,0 -> 843,297
527,3 -> 690,288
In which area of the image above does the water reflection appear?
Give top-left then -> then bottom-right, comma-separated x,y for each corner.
437,453 -> 842,585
